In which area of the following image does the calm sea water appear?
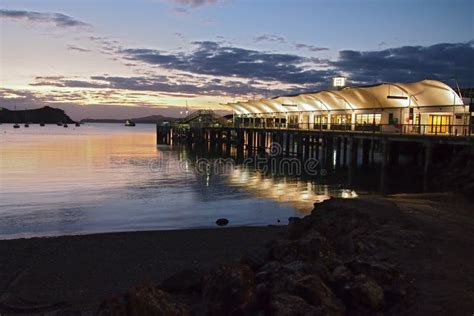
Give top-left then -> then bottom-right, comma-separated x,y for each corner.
0,123 -> 359,239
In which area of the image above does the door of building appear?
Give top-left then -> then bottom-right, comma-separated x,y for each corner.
428,115 -> 451,134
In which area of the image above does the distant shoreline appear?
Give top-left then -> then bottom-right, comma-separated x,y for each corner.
80,119 -> 161,124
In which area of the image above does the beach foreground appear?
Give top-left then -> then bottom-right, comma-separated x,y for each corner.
0,193 -> 473,315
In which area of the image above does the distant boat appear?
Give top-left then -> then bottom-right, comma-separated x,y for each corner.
57,121 -> 63,126
13,106 -> 20,128
75,122 -> 80,127
24,108 -> 29,127
63,123 -> 68,128
125,120 -> 136,127
40,122 -> 45,127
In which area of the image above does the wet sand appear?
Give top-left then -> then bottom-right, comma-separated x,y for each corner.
0,226 -> 285,314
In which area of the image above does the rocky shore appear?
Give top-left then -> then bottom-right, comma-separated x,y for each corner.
96,194 -> 474,316
1,193 -> 473,315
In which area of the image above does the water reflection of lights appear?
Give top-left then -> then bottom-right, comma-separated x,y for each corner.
226,167 -> 358,214
341,189 -> 358,199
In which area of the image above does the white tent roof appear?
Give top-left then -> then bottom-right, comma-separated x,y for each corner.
227,80 -> 464,115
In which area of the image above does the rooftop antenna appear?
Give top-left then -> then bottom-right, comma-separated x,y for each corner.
453,76 -> 462,99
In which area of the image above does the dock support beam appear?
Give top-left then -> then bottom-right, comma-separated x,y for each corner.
423,142 -> 433,192
380,139 -> 390,194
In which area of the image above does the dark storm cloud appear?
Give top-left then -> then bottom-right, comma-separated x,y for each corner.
121,41 -> 332,84
332,41 -> 474,85
120,40 -> 474,87
0,9 -> 90,28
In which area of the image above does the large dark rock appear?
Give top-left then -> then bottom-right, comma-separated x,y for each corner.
97,285 -> 190,316
286,274 -> 345,315
287,217 -> 306,239
215,218 -> 229,226
268,230 -> 329,263
240,249 -> 267,270
202,264 -> 256,315
269,293 -> 319,316
343,274 -> 385,312
161,269 -> 203,293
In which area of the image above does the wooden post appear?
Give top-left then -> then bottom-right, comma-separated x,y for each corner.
325,137 -> 334,167
350,137 -> 358,167
304,134 -> 310,159
343,137 -> 348,166
285,132 -> 290,156
380,139 -> 389,194
335,137 -> 342,167
315,135 -> 320,160
423,141 -> 433,192
362,139 -> 371,166
247,130 -> 253,153
389,142 -> 400,166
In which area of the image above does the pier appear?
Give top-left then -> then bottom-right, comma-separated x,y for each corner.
157,78 -> 473,192
157,119 -> 473,192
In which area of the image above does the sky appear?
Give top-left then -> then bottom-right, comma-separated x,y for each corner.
0,0 -> 473,119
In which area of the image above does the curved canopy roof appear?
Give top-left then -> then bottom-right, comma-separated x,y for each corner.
227,80 -> 464,115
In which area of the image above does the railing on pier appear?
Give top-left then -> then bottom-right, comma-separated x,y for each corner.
230,122 -> 473,137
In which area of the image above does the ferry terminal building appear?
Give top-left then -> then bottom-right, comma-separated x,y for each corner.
226,79 -> 472,136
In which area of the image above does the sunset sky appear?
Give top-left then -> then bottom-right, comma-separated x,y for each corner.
1,0 -> 473,119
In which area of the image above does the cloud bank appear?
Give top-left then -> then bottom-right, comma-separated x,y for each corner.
121,41 -> 332,85
0,9 -> 90,28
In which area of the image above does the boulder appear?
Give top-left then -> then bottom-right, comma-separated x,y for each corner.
97,285 -> 190,316
332,265 -> 352,285
202,265 -> 256,315
215,218 -> 229,226
344,274 -> 385,311
286,274 -> 345,315
287,217 -> 305,239
269,293 -> 318,316
240,249 -> 267,270
161,269 -> 203,293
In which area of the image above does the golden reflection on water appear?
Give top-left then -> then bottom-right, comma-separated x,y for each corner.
0,125 -> 157,194
226,167 -> 358,215
0,124 -> 359,239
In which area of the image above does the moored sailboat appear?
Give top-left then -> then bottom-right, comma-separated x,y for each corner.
13,106 -> 20,128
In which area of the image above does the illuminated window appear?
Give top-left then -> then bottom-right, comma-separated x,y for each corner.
428,115 -> 450,133
331,114 -> 352,124
333,77 -> 346,88
314,114 -> 328,124
355,114 -> 381,125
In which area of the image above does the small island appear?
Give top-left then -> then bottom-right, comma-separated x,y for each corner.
0,106 -> 76,124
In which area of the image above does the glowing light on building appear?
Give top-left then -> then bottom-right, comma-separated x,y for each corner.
332,76 -> 346,88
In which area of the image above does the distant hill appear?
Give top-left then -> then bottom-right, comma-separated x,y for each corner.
0,106 -> 75,124
81,115 -> 177,124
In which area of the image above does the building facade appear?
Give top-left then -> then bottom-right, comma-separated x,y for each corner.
227,80 -> 471,136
